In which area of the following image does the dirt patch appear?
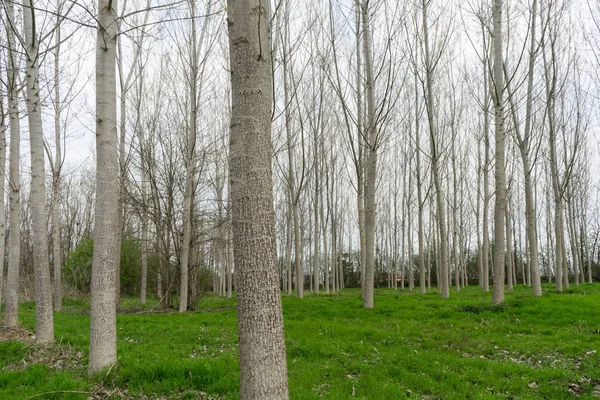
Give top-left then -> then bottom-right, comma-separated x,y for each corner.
0,325 -> 34,342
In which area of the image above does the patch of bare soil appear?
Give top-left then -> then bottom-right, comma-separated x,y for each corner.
0,325 -> 34,342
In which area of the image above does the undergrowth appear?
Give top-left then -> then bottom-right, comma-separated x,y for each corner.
1,283 -> 599,399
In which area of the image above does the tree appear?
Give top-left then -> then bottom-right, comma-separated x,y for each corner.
0,40 -> 7,311
226,0 -> 289,397
491,0 -> 506,306
3,0 -> 22,328
22,0 -> 55,343
421,0 -> 450,298
88,0 -> 119,376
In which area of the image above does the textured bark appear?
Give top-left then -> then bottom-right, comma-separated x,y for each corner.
227,0 -> 289,397
89,0 -> 119,375
492,0 -> 506,306
23,0 -> 55,343
4,0 -> 22,329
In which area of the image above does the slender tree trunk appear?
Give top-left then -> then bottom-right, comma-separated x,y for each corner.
422,0 -> 449,298
89,0 -> 119,375
476,138 -> 483,288
4,1 -> 21,329
506,202 -> 513,291
362,0 -> 378,309
481,20 -> 491,293
23,0 -> 55,343
313,145 -> 319,295
227,0 -> 289,396
0,75 -> 5,311
52,7 -> 63,312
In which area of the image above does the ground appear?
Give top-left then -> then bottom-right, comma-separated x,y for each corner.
1,284 -> 600,399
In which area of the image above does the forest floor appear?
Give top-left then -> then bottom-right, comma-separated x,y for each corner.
1,283 -> 600,399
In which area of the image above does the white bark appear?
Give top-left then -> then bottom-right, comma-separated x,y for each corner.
52,3 -> 63,312
23,0 -> 55,343
89,0 -> 119,375
4,0 -> 22,329
362,0 -> 378,309
422,0 -> 449,298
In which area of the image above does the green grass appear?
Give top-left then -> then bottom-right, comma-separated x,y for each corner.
1,284 -> 600,399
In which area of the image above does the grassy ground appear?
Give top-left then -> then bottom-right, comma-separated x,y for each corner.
1,284 -> 600,399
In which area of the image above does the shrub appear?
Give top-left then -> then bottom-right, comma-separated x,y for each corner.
64,235 -> 142,296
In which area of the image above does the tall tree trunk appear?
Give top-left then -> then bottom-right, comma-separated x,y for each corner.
481,20 -> 491,293
227,0 -> 289,396
423,0 -> 449,298
89,0 -> 119,375
492,0 -> 506,306
362,0 -> 378,309
52,5 -> 63,312
179,1 -> 202,312
23,0 -> 55,343
139,122 -> 148,304
281,1 -> 303,298
0,50 -> 7,310
4,0 -> 22,329
415,74 -> 426,295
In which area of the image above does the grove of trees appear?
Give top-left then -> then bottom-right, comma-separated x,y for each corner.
1,0 -> 600,396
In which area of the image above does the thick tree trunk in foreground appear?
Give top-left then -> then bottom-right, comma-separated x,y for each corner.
492,0 -> 506,306
89,0 -> 119,376
227,0 -> 289,397
23,0 -> 55,343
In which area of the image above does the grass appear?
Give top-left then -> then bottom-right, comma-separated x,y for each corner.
1,283 -> 600,399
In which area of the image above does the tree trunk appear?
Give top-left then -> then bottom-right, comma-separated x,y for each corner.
423,0 -> 449,299
492,0 -> 506,306
23,0 -> 55,343
89,0 -> 119,375
362,0 -> 378,309
0,46 -> 7,311
4,0 -> 22,329
505,202 -> 513,291
52,6 -> 63,312
227,0 -> 289,396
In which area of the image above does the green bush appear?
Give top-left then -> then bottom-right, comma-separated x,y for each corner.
64,235 -> 142,296
64,236 -> 94,294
